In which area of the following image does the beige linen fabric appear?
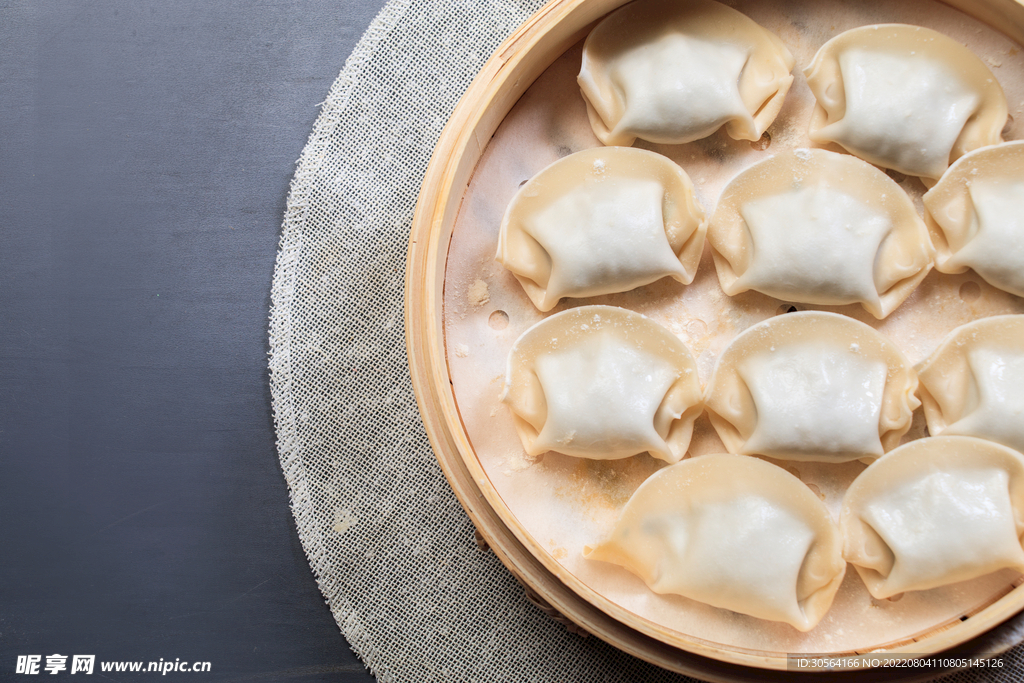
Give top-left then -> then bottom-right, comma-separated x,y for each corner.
267,1 -> 1024,680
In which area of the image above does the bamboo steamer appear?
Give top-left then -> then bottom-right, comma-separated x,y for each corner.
405,0 -> 1024,677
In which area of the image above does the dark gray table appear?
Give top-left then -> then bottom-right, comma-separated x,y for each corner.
1,1 -> 390,680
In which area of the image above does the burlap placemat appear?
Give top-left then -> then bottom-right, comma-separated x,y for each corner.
268,1 -> 1024,680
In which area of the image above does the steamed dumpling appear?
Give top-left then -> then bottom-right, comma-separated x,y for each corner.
704,311 -> 919,462
585,453 -> 845,631
502,306 -> 702,463
842,436 -> 1024,598
924,141 -> 1024,297
578,0 -> 795,146
916,316 -> 1024,455
708,149 -> 934,319
496,147 -> 706,312
805,24 -> 1007,184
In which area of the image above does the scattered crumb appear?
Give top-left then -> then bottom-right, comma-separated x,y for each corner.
454,343 -> 469,358
502,447 -> 537,475
468,279 -> 490,306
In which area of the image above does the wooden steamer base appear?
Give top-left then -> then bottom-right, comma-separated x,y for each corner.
405,0 -> 1024,677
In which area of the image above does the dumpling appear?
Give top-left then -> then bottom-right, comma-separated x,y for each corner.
578,0 -> 795,147
842,436 -> 1024,598
496,147 -> 706,312
585,453 -> 845,631
501,305 -> 702,463
805,24 -> 1007,184
708,149 -> 934,319
916,315 -> 1024,455
923,141 -> 1024,297
704,311 -> 919,462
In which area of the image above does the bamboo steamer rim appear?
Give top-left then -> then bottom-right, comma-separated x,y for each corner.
404,0 -> 1024,676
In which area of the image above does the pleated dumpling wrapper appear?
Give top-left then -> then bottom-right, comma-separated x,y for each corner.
924,141 -> 1024,297
496,147 -> 706,312
842,436 -> 1024,599
585,454 -> 846,631
805,24 -> 1006,184
578,0 -> 795,147
704,312 -> 919,463
708,148 -> 934,319
501,306 -> 701,463
916,315 -> 1024,455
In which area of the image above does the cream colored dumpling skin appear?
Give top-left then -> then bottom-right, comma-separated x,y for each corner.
916,315 -> 1024,454
924,141 -> 1024,297
842,436 -> 1024,599
805,24 -> 1006,184
704,311 -> 919,462
585,454 -> 845,631
496,147 -> 706,312
501,306 -> 702,463
578,0 -> 794,146
708,148 -> 933,319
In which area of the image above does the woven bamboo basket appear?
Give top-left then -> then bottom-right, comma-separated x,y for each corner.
405,0 -> 1024,677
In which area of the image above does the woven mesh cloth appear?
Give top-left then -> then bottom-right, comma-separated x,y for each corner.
267,1 -> 1024,680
